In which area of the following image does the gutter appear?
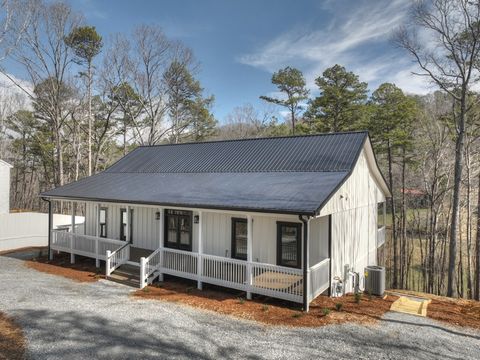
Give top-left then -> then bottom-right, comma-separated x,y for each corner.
299,215 -> 311,312
40,197 -> 52,260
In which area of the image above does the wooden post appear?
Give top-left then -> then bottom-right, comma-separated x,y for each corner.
106,250 -> 111,277
140,257 -> 146,289
197,211 -> 203,290
246,215 -> 253,300
70,201 -> 76,264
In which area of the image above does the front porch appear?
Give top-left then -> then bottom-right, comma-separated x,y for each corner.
48,200 -> 331,307
51,230 -> 330,304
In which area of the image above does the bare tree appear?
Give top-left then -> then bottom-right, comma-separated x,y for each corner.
395,0 -> 480,297
217,104 -> 278,140
4,1 -> 82,186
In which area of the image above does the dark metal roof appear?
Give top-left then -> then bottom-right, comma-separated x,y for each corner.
105,131 -> 367,173
42,131 -> 369,215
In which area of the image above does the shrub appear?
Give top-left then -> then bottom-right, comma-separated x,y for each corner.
142,287 -> 150,293
185,286 -> 194,293
262,304 -> 269,312
354,293 -> 362,304
237,297 -> 245,304
335,302 -> 343,311
292,312 -> 303,318
322,308 -> 330,316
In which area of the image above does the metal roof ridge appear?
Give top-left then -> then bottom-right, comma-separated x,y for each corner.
136,130 -> 369,148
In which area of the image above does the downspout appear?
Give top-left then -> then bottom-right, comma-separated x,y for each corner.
300,215 -> 311,312
41,197 -> 52,260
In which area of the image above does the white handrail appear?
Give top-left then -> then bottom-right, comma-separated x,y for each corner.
106,242 -> 130,276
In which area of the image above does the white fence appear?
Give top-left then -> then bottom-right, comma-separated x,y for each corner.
308,258 -> 330,301
140,247 -> 330,304
0,212 -> 84,252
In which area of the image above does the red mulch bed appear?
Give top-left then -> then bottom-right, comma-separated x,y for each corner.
25,253 -> 104,283
133,279 -> 397,327
0,312 -> 26,360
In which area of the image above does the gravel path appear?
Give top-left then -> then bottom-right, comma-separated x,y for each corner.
0,255 -> 479,360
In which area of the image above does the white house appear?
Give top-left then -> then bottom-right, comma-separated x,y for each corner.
41,131 -> 390,311
0,159 -> 13,214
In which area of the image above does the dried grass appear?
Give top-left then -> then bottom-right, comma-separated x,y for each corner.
0,312 -> 26,360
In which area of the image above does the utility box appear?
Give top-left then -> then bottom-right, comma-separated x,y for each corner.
364,266 -> 385,296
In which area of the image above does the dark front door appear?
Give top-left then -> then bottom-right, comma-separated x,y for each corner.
120,208 -> 133,241
165,209 -> 192,251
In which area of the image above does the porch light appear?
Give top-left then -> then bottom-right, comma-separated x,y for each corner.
155,212 -> 161,220
194,215 -> 199,224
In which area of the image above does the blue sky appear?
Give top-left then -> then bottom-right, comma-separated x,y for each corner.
7,0 -> 434,122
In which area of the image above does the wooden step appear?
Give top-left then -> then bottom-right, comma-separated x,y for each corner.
108,264 -> 140,288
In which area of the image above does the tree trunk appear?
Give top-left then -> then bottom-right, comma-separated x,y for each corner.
387,139 -> 398,288
447,97 -> 466,297
87,60 -> 92,176
475,170 -> 480,300
400,147 -> 407,289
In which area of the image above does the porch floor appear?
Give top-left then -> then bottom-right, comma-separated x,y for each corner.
129,247 -> 153,263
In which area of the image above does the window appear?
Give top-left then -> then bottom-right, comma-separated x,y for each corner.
164,209 -> 192,251
277,222 -> 301,268
377,202 -> 386,229
99,208 -> 107,238
231,218 -> 247,260
120,208 -> 133,241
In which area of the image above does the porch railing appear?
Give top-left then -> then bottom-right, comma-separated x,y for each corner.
138,247 -> 328,303
51,230 -> 125,262
106,242 -> 130,276
377,226 -> 386,247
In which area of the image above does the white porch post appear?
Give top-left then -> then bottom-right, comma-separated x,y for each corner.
158,208 -> 164,282
95,203 -> 100,267
303,218 -> 311,312
126,205 -> 131,243
246,215 -> 253,300
197,211 -> 203,290
70,202 -> 76,264
95,204 -> 99,237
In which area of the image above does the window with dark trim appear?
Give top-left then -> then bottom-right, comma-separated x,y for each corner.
277,222 -> 301,268
120,208 -> 133,241
164,209 -> 192,251
231,218 -> 247,260
99,207 -> 107,238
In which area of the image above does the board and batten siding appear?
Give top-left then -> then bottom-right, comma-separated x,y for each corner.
318,145 -> 384,293
84,202 -> 330,266
0,161 -> 12,214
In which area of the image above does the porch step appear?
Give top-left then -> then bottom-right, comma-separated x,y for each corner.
108,264 -> 140,288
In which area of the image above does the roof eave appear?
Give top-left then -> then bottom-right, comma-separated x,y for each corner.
40,194 -> 317,217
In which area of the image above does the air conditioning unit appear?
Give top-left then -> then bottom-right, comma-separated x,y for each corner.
364,266 -> 385,296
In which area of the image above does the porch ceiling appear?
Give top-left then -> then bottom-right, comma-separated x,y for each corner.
41,171 -> 348,215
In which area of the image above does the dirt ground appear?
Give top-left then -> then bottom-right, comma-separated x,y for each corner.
387,289 -> 480,329
0,312 -> 26,360
133,279 -> 398,327
25,253 -> 104,283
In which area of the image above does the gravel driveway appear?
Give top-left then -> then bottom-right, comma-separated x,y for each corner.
0,255 -> 479,360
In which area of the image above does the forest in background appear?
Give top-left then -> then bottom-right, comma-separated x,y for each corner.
0,0 -> 479,300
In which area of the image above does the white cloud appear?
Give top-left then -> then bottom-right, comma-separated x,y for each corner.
238,0 -> 432,95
